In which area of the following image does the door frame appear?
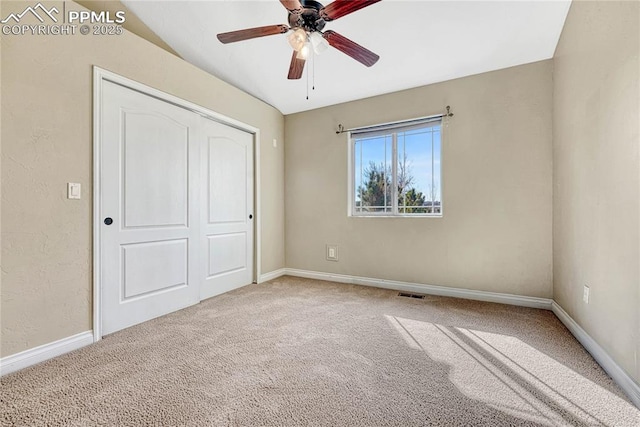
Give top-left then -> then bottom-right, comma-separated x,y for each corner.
92,66 -> 261,343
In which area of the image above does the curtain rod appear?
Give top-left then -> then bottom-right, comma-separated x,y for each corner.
335,106 -> 454,135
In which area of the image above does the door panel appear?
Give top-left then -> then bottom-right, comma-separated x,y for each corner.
101,81 -> 200,335
208,138 -> 247,224
201,119 -> 254,300
207,232 -> 247,276
122,239 -> 188,299
122,111 -> 189,228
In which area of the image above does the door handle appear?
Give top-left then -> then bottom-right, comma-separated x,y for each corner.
249,214 -> 253,219
104,217 -> 113,225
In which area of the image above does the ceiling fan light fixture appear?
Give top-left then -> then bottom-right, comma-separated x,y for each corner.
296,42 -> 311,60
287,28 -> 307,51
216,0 -> 382,81
309,31 -> 329,55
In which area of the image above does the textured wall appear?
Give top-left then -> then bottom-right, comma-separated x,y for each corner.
285,61 -> 553,298
75,0 -> 180,57
553,1 -> 639,383
0,0 -> 285,357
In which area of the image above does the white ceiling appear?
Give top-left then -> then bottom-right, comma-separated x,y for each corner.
122,0 -> 571,114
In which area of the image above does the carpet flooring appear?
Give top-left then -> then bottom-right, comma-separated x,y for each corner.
1,276 -> 638,426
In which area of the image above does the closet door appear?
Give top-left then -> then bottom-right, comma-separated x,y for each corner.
200,117 -> 254,300
101,81 -> 201,335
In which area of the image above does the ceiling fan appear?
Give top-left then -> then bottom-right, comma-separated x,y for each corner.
217,0 -> 381,80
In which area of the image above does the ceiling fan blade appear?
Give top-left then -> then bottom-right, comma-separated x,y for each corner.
321,0 -> 382,21
217,25 -> 289,44
288,50 -> 306,79
280,0 -> 303,12
323,30 -> 379,67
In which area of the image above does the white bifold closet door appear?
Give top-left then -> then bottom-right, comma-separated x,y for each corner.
100,81 -> 253,336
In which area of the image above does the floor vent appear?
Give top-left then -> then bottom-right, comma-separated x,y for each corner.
398,292 -> 425,299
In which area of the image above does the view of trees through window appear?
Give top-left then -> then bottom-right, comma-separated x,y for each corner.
353,123 -> 441,216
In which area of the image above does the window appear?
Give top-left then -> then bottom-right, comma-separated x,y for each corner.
350,118 -> 442,216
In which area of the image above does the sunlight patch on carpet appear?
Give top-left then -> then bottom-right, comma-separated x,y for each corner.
387,315 -> 640,426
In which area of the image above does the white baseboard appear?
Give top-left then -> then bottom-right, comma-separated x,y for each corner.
0,331 -> 94,376
551,302 -> 640,408
284,268 -> 553,310
258,268 -> 287,283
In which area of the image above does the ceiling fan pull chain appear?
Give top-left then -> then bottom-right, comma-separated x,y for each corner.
306,53 -> 310,100
312,49 -> 315,91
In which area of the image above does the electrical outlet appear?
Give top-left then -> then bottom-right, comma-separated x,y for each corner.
583,285 -> 590,304
326,244 -> 338,261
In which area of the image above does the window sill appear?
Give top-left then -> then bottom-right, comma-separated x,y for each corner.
349,214 -> 443,218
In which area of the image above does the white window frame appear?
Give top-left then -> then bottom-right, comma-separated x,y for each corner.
347,117 -> 443,218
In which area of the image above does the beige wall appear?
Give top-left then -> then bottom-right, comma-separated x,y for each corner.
553,1 -> 639,383
285,61 -> 553,298
75,0 -> 180,57
0,0 -> 285,357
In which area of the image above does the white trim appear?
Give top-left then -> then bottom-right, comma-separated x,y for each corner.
551,301 -> 640,408
94,68 -> 260,134
346,131 -> 353,217
93,66 -> 261,340
92,69 -> 103,343
254,130 -> 261,284
0,331 -> 93,376
258,268 -> 286,283
284,269 -> 552,310
392,131 -> 398,215
438,118 -> 445,217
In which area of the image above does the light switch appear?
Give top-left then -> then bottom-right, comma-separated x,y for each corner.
273,138 -> 277,148
68,183 -> 81,199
